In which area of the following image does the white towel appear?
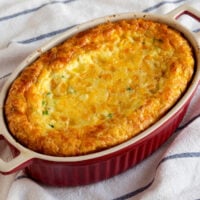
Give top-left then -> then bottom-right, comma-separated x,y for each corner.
0,0 -> 200,199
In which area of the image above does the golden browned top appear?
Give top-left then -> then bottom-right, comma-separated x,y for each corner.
5,19 -> 194,156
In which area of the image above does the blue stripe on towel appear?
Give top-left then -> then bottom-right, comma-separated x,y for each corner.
176,114 -> 200,131
113,178 -> 155,200
0,0 -> 77,22
0,72 -> 12,80
194,28 -> 200,33
17,25 -> 76,44
157,152 -> 200,168
143,0 -> 187,12
113,151 -> 200,200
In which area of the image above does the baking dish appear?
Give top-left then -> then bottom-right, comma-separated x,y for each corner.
0,4 -> 200,186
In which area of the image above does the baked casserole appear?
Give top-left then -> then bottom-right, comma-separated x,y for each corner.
5,19 -> 194,156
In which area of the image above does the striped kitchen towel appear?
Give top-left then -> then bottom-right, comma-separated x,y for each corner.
0,0 -> 200,199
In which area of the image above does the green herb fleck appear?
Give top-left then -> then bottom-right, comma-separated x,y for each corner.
42,100 -> 46,106
126,87 -> 132,91
49,124 -> 54,128
42,110 -> 49,115
107,113 -> 113,119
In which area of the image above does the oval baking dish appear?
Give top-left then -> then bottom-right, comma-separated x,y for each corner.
0,5 -> 200,186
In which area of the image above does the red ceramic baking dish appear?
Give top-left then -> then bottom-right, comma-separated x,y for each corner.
0,5 -> 200,186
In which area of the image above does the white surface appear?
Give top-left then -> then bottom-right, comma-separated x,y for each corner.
0,0 -> 200,199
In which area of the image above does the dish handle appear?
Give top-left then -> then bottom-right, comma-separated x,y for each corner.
0,135 -> 33,175
167,4 -> 200,42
